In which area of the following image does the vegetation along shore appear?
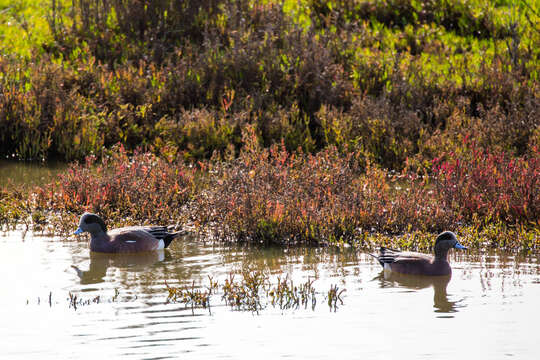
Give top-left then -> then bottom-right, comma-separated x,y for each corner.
0,0 -> 538,252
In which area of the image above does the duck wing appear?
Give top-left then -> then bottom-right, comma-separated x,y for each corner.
108,225 -> 187,249
108,226 -> 169,240
369,247 -> 401,267
370,247 -> 433,267
143,226 -> 169,240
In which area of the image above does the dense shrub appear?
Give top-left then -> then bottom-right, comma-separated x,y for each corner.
0,1 -> 538,252
309,0 -> 509,39
3,129 -> 538,249
193,127 -> 455,245
1,0 -> 537,167
33,144 -> 196,227
432,141 -> 540,225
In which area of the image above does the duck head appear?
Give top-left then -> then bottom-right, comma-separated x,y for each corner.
74,212 -> 107,236
434,231 -> 467,259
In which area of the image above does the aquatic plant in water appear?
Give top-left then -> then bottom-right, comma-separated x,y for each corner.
166,270 -> 346,313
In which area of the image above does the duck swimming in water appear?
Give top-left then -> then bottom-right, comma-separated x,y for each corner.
74,212 -> 184,253
370,231 -> 467,276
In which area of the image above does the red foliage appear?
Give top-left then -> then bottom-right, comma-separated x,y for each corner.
432,142 -> 539,225
35,144 -> 195,224
194,127 -> 454,244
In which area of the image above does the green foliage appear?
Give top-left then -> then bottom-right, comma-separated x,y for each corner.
309,0 -> 515,39
0,187 -> 28,229
0,0 -> 537,167
0,0 -> 54,58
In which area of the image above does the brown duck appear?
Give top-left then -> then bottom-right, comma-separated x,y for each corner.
74,212 -> 184,253
370,231 -> 467,276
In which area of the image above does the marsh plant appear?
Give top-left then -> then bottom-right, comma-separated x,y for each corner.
2,126 -> 538,251
26,288 -> 121,311
327,284 -> 346,312
269,276 -> 317,311
166,270 -> 346,313
193,128 -> 539,250
165,277 -> 218,310
26,144 -> 196,234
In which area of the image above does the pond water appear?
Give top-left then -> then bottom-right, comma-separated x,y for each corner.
1,231 -> 538,359
0,159 -> 67,188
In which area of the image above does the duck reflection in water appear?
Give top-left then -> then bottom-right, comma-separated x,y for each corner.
374,271 -> 463,314
72,251 -> 170,285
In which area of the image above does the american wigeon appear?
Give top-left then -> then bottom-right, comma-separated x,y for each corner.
370,231 -> 467,276
74,212 -> 184,253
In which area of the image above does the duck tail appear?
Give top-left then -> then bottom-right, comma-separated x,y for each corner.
369,247 -> 399,267
163,230 -> 188,248
368,251 -> 384,267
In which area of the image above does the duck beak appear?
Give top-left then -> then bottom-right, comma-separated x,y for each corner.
454,242 -> 467,250
74,227 -> 83,235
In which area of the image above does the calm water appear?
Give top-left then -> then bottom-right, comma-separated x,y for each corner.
1,231 -> 538,359
1,162 -> 539,359
0,159 -> 66,188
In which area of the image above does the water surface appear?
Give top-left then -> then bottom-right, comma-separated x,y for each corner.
1,231 -> 538,359
0,159 -> 66,188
